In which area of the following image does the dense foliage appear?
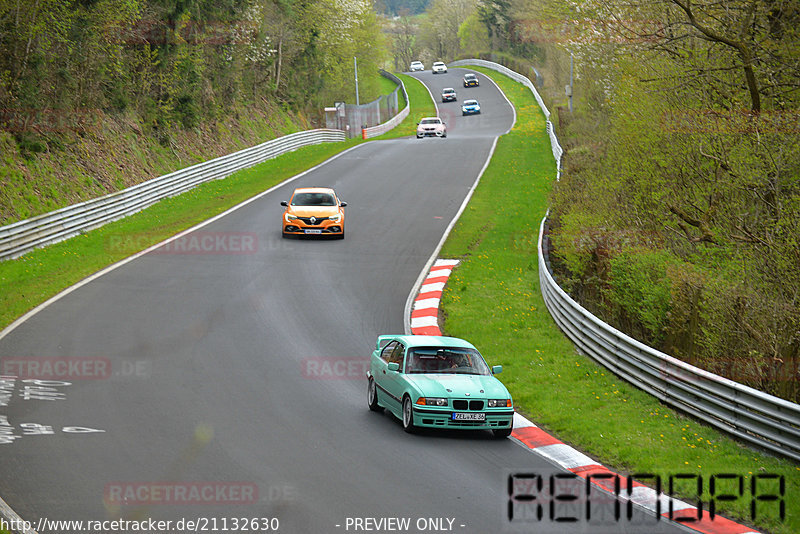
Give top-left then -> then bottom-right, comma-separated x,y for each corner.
0,0 -> 386,145
405,0 -> 800,401
0,0 -> 387,223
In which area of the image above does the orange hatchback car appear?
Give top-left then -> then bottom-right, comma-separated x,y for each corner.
281,187 -> 347,239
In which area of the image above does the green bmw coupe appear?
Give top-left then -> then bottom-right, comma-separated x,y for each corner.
367,335 -> 514,438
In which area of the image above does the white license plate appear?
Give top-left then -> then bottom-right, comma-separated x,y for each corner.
304,229 -> 322,234
452,412 -> 485,421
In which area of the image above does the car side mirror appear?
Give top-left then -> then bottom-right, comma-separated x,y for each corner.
492,365 -> 503,375
340,201 -> 347,207
387,362 -> 400,372
280,201 -> 288,206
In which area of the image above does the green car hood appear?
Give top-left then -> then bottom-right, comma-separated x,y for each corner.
405,373 -> 510,400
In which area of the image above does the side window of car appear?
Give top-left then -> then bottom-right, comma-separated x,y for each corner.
388,343 -> 406,370
380,341 -> 398,362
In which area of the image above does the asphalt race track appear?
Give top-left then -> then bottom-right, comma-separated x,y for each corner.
0,68 -> 687,534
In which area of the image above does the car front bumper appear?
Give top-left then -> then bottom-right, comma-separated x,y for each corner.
462,108 -> 480,115
411,406 -> 514,430
283,222 -> 343,235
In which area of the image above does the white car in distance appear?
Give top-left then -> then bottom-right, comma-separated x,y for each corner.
416,117 -> 447,138
432,61 -> 447,74
409,61 -> 424,72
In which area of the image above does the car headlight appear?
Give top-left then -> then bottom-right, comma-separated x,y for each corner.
416,397 -> 448,406
285,214 -> 298,222
329,214 -> 341,223
488,399 -> 512,407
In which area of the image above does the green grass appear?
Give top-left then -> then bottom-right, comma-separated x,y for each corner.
439,66 -> 798,534
0,71 -> 434,332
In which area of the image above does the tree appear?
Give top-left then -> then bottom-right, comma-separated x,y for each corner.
418,0 -> 476,61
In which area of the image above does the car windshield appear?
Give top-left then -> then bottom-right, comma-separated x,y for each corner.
421,118 -> 441,125
464,100 -> 478,105
291,192 -> 336,206
443,89 -> 454,94
405,347 -> 491,375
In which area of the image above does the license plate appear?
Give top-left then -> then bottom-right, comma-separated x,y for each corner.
304,229 -> 322,234
452,412 -> 485,421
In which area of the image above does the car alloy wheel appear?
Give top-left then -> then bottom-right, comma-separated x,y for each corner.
368,378 -> 383,412
402,396 -> 417,433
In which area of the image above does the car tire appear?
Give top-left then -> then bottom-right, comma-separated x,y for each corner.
442,131 -> 447,138
493,426 -> 513,438
402,396 -> 417,434
368,378 -> 383,412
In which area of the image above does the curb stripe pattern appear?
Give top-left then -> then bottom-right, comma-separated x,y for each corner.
409,259 -> 459,336
409,261 -> 760,534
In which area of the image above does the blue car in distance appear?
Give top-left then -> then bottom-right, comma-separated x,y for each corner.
462,99 -> 481,116
366,335 -> 514,437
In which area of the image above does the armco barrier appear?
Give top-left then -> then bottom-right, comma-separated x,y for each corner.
362,70 -> 410,139
0,129 -> 345,261
538,217 -> 800,462
455,58 -> 800,462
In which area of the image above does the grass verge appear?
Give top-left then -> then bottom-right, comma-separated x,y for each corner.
439,65 -> 798,534
0,73 -> 432,333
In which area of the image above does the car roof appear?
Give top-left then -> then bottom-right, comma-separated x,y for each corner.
465,73 -> 477,77
442,87 -> 455,91
292,187 -> 336,195
464,99 -> 478,104
433,61 -> 445,65
382,335 -> 477,350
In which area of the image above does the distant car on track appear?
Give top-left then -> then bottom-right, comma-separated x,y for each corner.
367,335 -> 514,437
280,187 -> 346,239
416,117 -> 446,138
463,73 -> 479,87
462,99 -> 481,115
441,88 -> 456,102
409,61 -> 424,72
432,61 -> 447,74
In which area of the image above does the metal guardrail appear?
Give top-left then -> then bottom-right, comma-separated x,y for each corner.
0,129 -> 345,261
455,58 -> 800,462
362,71 -> 410,139
538,218 -> 800,461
